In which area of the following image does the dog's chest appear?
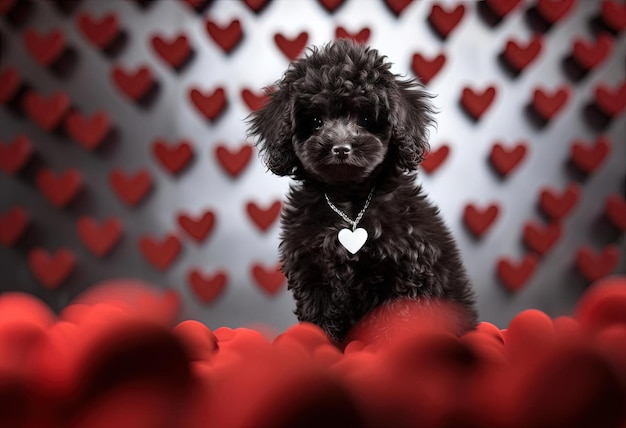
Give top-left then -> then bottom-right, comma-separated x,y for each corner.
283,196 -> 410,268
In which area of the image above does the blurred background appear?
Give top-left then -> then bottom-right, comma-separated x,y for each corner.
0,0 -> 624,332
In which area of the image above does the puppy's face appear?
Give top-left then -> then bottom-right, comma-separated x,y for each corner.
248,40 -> 434,184
293,94 -> 392,184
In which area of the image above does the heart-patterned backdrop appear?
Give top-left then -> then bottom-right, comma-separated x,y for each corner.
0,0 -> 624,332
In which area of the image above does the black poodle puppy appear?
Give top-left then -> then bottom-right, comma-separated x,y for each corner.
248,39 -> 477,343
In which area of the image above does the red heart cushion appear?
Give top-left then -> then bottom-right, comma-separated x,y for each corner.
64,110 -> 111,150
152,139 -> 194,174
173,320 -> 218,361
22,28 -> 66,66
76,216 -> 122,257
0,292 -> 56,328
151,33 -> 191,68
0,206 -> 29,247
460,85 -> 497,120
411,52 -> 446,85
138,234 -> 181,271
0,66 -> 21,104
109,168 -> 152,206
189,87 -> 227,121
27,248 -> 75,289
274,32 -> 308,60
205,19 -> 243,53
575,276 -> 626,331
463,202 -> 500,237
22,90 -> 71,131
36,168 -> 83,208
246,200 -> 281,231
241,89 -> 268,112
251,263 -> 285,295
575,245 -> 620,282
215,144 -> 253,177
177,210 -> 215,242
77,12 -> 119,48
111,65 -> 155,101
429,4 -> 465,38
503,36 -> 542,71
187,268 -> 228,304
335,26 -> 371,44
497,253 -> 539,292
421,144 -> 450,174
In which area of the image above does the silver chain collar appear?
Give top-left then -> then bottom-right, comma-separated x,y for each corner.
324,188 -> 374,231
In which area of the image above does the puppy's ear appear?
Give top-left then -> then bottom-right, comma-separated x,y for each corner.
389,79 -> 435,171
247,83 -> 298,177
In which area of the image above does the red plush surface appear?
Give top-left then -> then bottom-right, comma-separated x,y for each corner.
1,277 -> 625,428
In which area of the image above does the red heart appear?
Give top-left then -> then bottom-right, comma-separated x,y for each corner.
77,12 -> 119,48
594,81 -> 626,117
460,86 -> 497,120
22,90 -> 71,131
22,28 -> 66,66
151,34 -> 191,68
36,168 -> 82,208
251,263 -> 285,295
497,254 -> 538,291
0,135 -> 33,174
485,0 -> 522,17
0,0 -> 17,14
64,110 -> 111,150
215,144 -> 253,177
420,144 -> 450,174
537,0 -> 575,23
177,210 -> 215,242
503,36 -> 542,72
318,0 -> 345,13
152,139 -> 194,174
605,195 -> 626,231
463,203 -> 499,237
189,87 -> 227,121
523,221 -> 561,255
241,88 -> 268,112
0,207 -> 29,247
570,135 -> 611,174
111,65 -> 155,101
274,32 -> 308,60
532,86 -> 569,120
572,34 -> 613,70
243,0 -> 271,13
335,26 -> 371,44
0,66 -> 21,104
489,142 -> 527,176
411,52 -> 446,85
205,19 -> 243,53
188,269 -> 227,303
28,248 -> 75,289
575,245 -> 620,282
429,4 -> 465,38
384,0 -> 412,15
76,216 -> 122,257
538,183 -> 580,220
182,0 -> 209,10
601,1 -> 626,32
139,234 -> 181,271
109,168 -> 152,206
247,200 -> 281,231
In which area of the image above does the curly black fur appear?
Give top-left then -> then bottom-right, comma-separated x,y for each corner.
248,40 -> 477,342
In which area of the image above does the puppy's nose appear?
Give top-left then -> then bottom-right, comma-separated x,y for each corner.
332,144 -> 351,157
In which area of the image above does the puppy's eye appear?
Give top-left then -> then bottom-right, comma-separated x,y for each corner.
311,117 -> 324,130
357,115 -> 371,128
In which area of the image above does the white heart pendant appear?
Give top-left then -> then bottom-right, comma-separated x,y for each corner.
338,228 -> 368,254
